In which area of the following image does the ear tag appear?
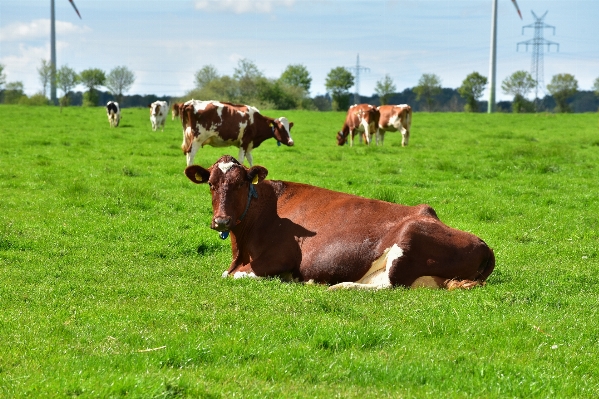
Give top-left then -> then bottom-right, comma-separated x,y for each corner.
195,173 -> 203,182
252,175 -> 259,184
277,141 -> 281,147
219,231 -> 229,240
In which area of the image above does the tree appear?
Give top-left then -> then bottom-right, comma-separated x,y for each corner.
547,73 -> 578,113
375,74 -> 397,106
195,65 -> 219,90
79,68 -> 106,106
37,59 -> 53,98
105,66 -> 135,104
234,59 -> 263,101
501,70 -> 536,113
280,64 -> 312,93
0,63 -> 6,89
4,81 -> 25,104
458,72 -> 488,112
594,77 -> 599,97
56,65 -> 79,107
413,73 -> 441,111
325,67 -> 354,111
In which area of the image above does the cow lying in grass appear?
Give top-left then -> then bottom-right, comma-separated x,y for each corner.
185,155 -> 495,290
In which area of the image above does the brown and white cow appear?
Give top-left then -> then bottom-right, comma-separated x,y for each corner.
377,104 -> 412,146
172,102 -> 183,120
184,155 -> 495,290
106,101 -> 121,127
180,100 -> 294,167
150,100 -> 168,131
336,104 -> 380,146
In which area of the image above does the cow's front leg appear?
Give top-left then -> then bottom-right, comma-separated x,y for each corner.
186,142 -> 200,166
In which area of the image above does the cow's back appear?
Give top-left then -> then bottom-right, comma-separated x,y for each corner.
268,180 -> 435,283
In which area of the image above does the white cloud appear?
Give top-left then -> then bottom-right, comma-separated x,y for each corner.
0,19 -> 90,41
195,0 -> 295,14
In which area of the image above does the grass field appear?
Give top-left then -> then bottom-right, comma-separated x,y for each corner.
1,105 -> 598,398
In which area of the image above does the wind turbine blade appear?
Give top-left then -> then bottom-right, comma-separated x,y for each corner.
511,0 -> 522,19
69,0 -> 82,19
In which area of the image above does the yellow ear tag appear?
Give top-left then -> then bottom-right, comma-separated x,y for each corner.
252,175 -> 259,184
195,173 -> 203,182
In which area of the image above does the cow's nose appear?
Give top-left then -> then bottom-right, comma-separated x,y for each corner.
287,139 -> 294,146
213,217 -> 232,231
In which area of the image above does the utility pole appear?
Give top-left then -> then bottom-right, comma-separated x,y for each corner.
517,11 -> 559,108
50,0 -> 57,104
348,54 -> 369,105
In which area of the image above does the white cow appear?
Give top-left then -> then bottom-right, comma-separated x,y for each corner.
106,101 -> 121,127
149,101 -> 169,131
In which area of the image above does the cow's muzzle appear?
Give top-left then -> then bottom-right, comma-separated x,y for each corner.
212,216 -> 232,232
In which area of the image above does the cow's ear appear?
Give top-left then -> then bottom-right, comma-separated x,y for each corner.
289,122 -> 294,129
184,165 -> 210,184
247,166 -> 268,185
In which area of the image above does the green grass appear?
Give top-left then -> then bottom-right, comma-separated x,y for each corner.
1,105 -> 598,398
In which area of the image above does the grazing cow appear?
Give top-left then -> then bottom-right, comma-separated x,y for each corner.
184,155 -> 495,290
377,104 -> 413,146
172,102 -> 183,120
106,101 -> 121,127
336,104 -> 380,146
180,100 -> 294,167
150,100 -> 169,131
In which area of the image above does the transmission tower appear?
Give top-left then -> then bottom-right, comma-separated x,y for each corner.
348,54 -> 369,105
517,11 -> 559,106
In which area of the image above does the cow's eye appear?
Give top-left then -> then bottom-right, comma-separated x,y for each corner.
208,182 -> 214,190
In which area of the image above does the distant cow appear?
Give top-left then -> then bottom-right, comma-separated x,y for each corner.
106,101 -> 121,127
172,102 -> 183,120
184,155 -> 495,290
150,101 -> 168,131
377,104 -> 413,146
336,104 -> 380,146
180,100 -> 294,167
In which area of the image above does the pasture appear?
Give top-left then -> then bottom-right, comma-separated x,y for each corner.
1,105 -> 598,398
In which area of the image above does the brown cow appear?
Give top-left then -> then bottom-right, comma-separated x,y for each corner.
184,155 -> 495,290
180,100 -> 294,167
172,102 -> 183,120
336,104 -> 380,146
377,104 -> 412,146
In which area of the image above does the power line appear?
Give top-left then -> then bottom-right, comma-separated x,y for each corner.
517,10 -> 559,106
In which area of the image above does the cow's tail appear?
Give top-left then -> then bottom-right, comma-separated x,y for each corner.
405,106 -> 412,131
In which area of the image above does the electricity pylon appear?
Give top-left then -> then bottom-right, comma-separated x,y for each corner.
348,54 -> 369,105
517,11 -> 559,107
50,0 -> 81,104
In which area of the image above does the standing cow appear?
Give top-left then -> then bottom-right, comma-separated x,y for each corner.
377,104 -> 413,146
180,100 -> 294,167
106,101 -> 121,127
172,102 -> 183,120
336,104 -> 380,146
184,155 -> 495,290
150,100 -> 168,131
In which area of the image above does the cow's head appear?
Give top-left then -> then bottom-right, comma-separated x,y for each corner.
149,103 -> 161,116
336,131 -> 348,146
271,117 -> 294,147
185,155 -> 268,233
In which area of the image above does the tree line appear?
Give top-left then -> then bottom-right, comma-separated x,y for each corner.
1,60 -> 598,113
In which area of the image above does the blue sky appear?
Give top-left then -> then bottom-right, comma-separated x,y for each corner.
1,0 -> 597,101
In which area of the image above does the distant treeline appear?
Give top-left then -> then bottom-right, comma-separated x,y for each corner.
1,88 -> 597,113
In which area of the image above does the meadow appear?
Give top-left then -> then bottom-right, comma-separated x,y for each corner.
0,105 -> 598,398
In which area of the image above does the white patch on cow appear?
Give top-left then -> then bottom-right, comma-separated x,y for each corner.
238,120 -> 248,140
246,105 -> 260,124
218,161 -> 236,173
222,270 -> 229,278
328,244 -> 403,291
